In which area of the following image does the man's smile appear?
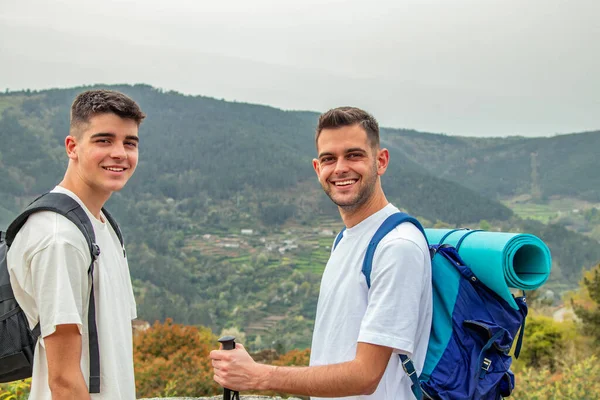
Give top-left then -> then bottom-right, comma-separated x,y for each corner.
333,179 -> 358,187
102,166 -> 128,172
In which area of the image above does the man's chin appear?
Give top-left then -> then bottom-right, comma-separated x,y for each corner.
103,181 -> 128,193
329,195 -> 360,210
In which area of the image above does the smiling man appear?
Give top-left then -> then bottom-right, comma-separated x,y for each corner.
7,90 -> 145,399
210,107 -> 432,400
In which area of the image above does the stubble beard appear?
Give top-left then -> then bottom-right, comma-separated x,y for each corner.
323,162 -> 378,213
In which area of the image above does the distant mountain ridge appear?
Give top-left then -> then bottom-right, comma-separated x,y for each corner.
383,128 -> 600,202
2,85 -> 598,212
0,84 -> 513,225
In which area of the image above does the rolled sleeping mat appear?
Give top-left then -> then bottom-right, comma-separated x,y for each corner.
424,229 -> 552,310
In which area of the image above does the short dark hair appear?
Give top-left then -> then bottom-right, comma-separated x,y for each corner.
316,107 -> 379,148
70,89 -> 146,135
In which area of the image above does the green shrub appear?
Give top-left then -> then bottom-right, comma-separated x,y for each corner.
0,379 -> 31,400
513,356 -> 600,399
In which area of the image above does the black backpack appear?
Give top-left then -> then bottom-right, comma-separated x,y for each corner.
0,192 -> 124,393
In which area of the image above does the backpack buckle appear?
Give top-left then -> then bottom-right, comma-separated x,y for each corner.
479,357 -> 493,379
92,243 -> 101,259
402,357 -> 417,377
482,358 -> 492,371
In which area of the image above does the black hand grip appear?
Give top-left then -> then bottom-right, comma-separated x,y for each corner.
219,335 -> 236,350
218,336 -> 237,400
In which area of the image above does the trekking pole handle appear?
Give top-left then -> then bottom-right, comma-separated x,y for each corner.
218,336 -> 237,400
219,335 -> 236,350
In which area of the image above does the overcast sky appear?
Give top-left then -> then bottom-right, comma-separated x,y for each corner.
1,0 -> 598,136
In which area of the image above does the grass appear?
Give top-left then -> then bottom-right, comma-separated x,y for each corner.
502,196 -> 600,241
228,255 -> 251,264
509,203 -> 558,223
297,263 -> 325,274
317,237 -> 335,248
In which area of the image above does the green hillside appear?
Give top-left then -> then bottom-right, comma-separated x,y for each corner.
1,84 -> 598,350
383,128 -> 600,202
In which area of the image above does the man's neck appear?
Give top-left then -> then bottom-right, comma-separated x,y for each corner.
339,191 -> 389,229
58,177 -> 110,221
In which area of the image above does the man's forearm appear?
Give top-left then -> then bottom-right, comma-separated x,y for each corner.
211,342 -> 391,396
256,359 -> 380,397
45,324 -> 91,400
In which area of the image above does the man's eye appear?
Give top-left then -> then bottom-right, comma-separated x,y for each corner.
321,157 -> 334,163
125,142 -> 138,148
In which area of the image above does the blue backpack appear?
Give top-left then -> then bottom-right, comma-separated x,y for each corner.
334,212 -> 528,400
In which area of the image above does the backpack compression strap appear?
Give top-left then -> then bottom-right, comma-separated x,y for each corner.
437,228 -> 483,251
6,192 -> 102,393
363,212 -> 428,400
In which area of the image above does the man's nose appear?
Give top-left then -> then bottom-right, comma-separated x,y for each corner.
333,158 -> 349,175
111,143 -> 127,159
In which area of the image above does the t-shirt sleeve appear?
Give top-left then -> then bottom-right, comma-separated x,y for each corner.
30,239 -> 90,338
357,237 -> 428,356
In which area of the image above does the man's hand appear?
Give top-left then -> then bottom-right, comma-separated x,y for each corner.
210,343 -> 274,391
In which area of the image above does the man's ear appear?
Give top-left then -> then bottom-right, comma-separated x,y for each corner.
312,159 -> 321,177
65,136 -> 78,160
376,148 -> 389,176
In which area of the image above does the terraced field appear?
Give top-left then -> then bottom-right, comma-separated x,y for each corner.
184,218 -> 341,275
508,203 -> 559,223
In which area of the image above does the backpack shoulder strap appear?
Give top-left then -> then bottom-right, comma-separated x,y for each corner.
101,207 -> 125,254
6,192 -> 101,394
362,212 -> 426,288
333,227 -> 346,250
6,193 -> 97,257
363,212 -> 427,400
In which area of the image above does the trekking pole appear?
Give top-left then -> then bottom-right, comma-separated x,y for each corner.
218,336 -> 240,400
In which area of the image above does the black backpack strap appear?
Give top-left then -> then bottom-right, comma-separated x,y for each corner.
87,265 -> 100,393
6,193 -> 97,256
101,207 -> 125,257
6,192 -> 101,393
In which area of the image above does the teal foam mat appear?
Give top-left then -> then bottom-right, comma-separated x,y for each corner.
424,229 -> 552,309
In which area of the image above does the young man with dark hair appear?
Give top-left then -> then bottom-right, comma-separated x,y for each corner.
8,89 -> 145,399
210,107 -> 432,400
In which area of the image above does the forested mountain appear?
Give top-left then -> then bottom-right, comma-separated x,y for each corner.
0,85 -> 512,225
1,84 -> 599,350
383,128 -> 600,202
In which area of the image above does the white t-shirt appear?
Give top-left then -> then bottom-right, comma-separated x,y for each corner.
310,204 -> 432,400
7,186 -> 137,399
